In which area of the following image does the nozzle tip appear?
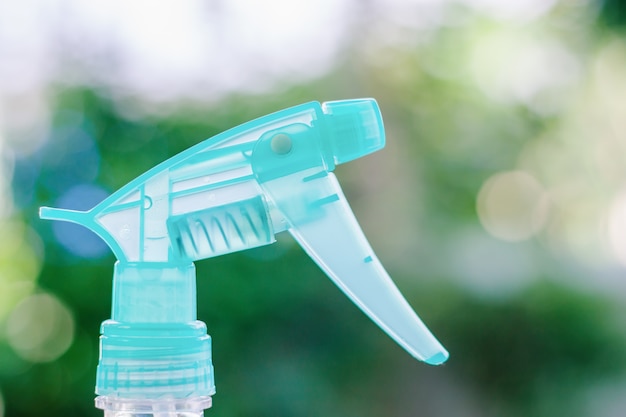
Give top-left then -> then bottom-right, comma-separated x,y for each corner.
322,98 -> 385,165
425,350 -> 449,366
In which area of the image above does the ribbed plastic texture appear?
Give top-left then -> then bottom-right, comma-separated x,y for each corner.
39,98 -> 448,412
96,263 -> 215,399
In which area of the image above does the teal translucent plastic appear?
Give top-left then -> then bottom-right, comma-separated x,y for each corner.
39,98 -> 448,405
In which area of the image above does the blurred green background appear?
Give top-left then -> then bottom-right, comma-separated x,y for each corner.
2,0 -> 626,416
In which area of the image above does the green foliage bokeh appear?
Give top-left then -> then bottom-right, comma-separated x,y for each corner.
3,1 -> 626,417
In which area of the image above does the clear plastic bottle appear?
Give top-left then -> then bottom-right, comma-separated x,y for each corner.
96,396 -> 212,417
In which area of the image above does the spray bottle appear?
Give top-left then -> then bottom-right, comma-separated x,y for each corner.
40,98 -> 448,416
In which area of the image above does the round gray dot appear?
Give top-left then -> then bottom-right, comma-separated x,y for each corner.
270,133 -> 292,155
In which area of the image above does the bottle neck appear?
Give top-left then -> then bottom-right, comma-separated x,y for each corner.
96,261 -> 216,400
111,261 -> 197,323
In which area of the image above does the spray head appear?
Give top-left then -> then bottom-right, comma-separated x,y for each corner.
40,98 -> 448,411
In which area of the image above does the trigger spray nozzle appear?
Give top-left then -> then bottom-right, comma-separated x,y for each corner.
40,98 -> 448,416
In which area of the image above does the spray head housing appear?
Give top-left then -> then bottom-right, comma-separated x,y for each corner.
40,98 -> 448,406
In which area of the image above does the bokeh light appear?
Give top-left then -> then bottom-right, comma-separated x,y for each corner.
51,183 -> 110,258
39,121 -> 101,194
0,221 -> 41,323
470,30 -> 580,113
477,170 -> 550,242
6,293 -> 75,363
